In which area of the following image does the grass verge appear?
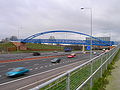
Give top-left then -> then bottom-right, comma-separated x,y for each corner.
92,49 -> 120,90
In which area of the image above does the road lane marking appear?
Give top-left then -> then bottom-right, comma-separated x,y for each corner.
35,68 -> 38,69
0,75 -> 1,77
49,64 -> 52,66
8,68 -> 14,70
16,71 -> 66,90
45,65 -> 47,67
0,59 -> 88,86
0,54 -> 69,63
40,66 -> 43,68
34,64 -> 39,66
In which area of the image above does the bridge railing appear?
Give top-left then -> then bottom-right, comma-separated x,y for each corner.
19,39 -> 114,46
31,45 -> 120,90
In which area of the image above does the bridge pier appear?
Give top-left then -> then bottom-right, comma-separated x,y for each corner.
82,45 -> 85,52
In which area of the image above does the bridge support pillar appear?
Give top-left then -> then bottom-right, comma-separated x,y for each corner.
82,45 -> 85,52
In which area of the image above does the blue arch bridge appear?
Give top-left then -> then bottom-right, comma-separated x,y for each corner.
20,30 -> 114,46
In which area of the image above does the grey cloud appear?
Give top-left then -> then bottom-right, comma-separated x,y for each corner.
0,0 -> 120,41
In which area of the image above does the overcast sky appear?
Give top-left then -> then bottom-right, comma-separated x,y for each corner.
0,0 -> 120,41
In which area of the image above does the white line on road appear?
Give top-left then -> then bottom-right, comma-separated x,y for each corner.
35,68 -> 38,69
45,65 -> 48,67
8,68 -> 14,70
49,64 -> 52,66
40,66 -> 43,68
16,71 -> 66,90
34,64 -> 39,66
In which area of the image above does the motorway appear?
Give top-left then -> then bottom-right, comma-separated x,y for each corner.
0,51 -> 99,90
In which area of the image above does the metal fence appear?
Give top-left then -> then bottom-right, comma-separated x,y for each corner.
31,45 -> 120,90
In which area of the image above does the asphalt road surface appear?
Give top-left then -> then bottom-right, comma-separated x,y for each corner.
0,51 -> 100,90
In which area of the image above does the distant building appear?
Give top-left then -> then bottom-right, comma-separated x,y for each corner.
86,37 -> 110,41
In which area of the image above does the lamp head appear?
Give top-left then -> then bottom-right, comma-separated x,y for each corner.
81,8 -> 84,9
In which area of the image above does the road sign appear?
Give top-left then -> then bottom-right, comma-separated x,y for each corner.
86,46 -> 91,50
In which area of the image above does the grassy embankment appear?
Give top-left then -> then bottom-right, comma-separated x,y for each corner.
0,42 -> 64,53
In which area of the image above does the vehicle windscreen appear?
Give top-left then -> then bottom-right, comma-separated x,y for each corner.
12,68 -> 24,72
53,58 -> 58,61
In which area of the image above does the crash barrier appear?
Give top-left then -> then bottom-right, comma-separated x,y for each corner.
31,45 -> 120,90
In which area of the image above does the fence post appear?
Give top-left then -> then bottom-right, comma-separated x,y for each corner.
105,53 -> 108,70
90,61 -> 93,88
100,55 -> 103,78
66,73 -> 70,90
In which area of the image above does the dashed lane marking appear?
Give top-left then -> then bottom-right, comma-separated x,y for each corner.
34,64 -> 39,66
35,68 -> 38,69
45,65 -> 47,67
49,64 -> 52,66
8,68 -> 14,70
40,66 -> 43,68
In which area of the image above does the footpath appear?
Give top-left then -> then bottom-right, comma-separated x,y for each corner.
106,53 -> 120,90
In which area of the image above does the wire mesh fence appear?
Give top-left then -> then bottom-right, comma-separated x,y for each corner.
31,45 -> 120,90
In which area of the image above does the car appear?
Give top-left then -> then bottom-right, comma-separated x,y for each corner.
33,52 -> 41,56
51,58 -> 61,63
6,67 -> 29,77
93,51 -> 97,55
67,55 -> 75,58
71,53 -> 76,56
53,51 -> 58,53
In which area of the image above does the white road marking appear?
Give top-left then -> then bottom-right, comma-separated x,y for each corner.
16,71 -> 66,90
45,65 -> 47,67
34,64 -> 39,66
8,68 -> 14,70
63,62 -> 64,63
40,66 -> 43,68
35,68 -> 38,69
49,64 -> 52,66
0,75 -> 1,77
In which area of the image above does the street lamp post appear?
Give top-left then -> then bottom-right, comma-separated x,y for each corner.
81,7 -> 93,88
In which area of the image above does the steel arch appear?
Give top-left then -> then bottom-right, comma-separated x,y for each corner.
22,30 -> 109,46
